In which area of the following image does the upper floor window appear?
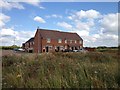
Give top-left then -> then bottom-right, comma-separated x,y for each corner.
65,40 -> 67,43
79,40 -> 82,44
75,40 -> 77,43
31,42 -> 33,45
30,42 -> 32,45
70,40 -> 72,43
47,38 -> 51,43
58,39 -> 62,43
27,43 -> 29,46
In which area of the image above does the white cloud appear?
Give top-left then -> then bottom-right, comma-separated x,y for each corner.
21,0 -> 46,9
68,16 -> 73,20
34,16 -> 46,23
0,13 -> 10,28
68,9 -> 101,20
23,0 -> 40,6
0,28 -> 35,46
99,13 -> 118,35
52,14 -> 62,18
80,33 -> 118,47
1,28 -> 15,36
63,10 -> 118,47
77,9 -> 100,19
67,10 -> 97,33
57,22 -> 72,29
0,0 -> 45,10
39,6 -> 45,9
75,30 -> 89,36
46,14 -> 62,19
0,0 -> 25,10
75,21 -> 92,31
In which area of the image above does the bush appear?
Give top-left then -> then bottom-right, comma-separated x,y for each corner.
0,45 -> 20,50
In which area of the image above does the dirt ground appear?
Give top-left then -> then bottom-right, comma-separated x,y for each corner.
0,50 -> 15,57
0,50 -> 26,57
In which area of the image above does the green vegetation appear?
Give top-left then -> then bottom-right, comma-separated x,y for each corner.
2,51 -> 119,88
96,46 -> 118,52
0,45 -> 20,50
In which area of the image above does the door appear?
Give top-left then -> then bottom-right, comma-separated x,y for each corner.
72,47 -> 74,51
57,46 -> 60,52
46,46 -> 49,52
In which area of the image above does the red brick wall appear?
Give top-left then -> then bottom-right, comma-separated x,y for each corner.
41,38 -> 83,53
23,41 -> 34,52
33,30 -> 83,53
34,30 -> 41,53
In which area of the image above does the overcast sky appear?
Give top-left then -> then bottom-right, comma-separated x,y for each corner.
0,0 -> 119,47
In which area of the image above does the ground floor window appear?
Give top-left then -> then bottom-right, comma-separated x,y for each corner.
75,47 -> 78,50
29,50 -> 33,53
42,45 -> 53,52
42,45 -> 82,52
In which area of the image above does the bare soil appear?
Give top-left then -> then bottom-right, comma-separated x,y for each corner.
0,50 -> 26,57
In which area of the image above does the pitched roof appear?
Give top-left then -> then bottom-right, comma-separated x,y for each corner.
38,29 -> 83,40
26,37 -> 34,43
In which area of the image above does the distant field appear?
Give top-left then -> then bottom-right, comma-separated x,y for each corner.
1,50 -> 25,57
1,50 -> 120,88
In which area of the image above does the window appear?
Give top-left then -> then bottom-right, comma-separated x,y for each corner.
27,43 -> 29,46
70,40 -> 72,43
65,40 -> 67,43
55,46 -> 57,49
80,46 -> 82,49
58,39 -> 62,43
30,42 -> 33,45
31,42 -> 33,45
47,38 -> 51,43
49,46 -> 52,50
79,40 -> 82,44
75,40 -> 77,43
65,45 -> 67,49
60,46 -> 64,50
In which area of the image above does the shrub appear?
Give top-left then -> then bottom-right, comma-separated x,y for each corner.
0,45 -> 20,50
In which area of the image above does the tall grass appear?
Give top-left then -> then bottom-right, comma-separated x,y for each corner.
2,51 -> 119,88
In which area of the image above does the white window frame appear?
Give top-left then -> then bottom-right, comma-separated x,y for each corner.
49,46 -> 52,50
31,42 -> 32,45
75,40 -> 77,43
58,39 -> 62,43
65,40 -> 67,43
79,40 -> 82,44
70,40 -> 72,43
60,46 -> 64,50
47,38 -> 51,43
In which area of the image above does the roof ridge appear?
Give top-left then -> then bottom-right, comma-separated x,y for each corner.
38,28 -> 77,34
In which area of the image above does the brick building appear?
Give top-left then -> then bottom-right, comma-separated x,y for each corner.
22,37 -> 34,52
22,28 -> 83,53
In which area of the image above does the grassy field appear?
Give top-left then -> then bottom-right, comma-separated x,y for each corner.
2,50 -> 120,88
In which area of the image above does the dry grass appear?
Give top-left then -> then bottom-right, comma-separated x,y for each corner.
2,50 -> 119,88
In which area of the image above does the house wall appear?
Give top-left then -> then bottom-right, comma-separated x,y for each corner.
40,38 -> 83,53
34,30 -> 42,53
24,41 -> 34,52
25,29 -> 83,53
